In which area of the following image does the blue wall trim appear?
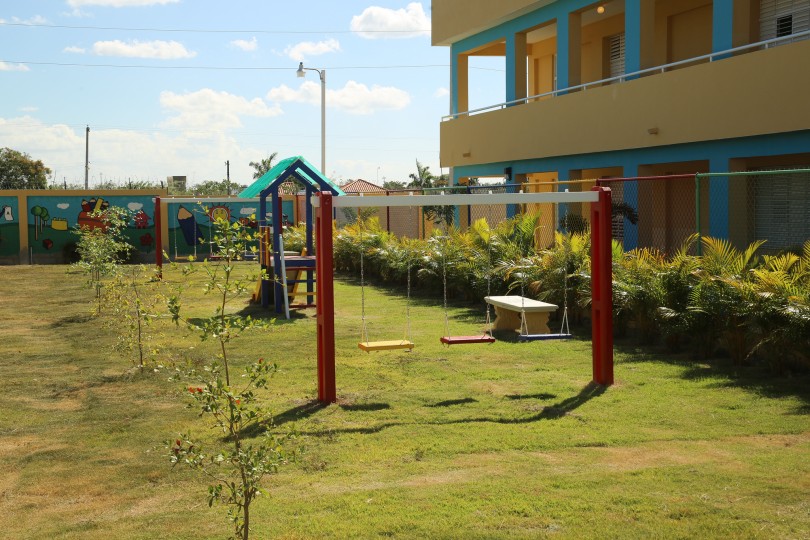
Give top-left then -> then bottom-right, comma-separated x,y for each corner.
453,131 -> 810,181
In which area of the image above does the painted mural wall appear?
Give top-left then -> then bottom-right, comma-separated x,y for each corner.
0,196 -> 20,257
0,191 -> 301,264
27,193 -> 158,258
164,199 -> 295,259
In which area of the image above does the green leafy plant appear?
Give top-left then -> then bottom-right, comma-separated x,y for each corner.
102,264 -> 165,370
71,206 -> 133,309
168,211 -> 293,540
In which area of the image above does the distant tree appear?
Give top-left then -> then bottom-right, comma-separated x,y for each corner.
382,179 -> 406,191
407,159 -> 436,189
249,152 -> 279,180
0,148 -> 51,189
95,179 -> 163,190
185,179 -> 248,197
408,159 -> 453,227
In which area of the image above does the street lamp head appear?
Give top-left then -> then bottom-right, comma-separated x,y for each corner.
296,62 -> 306,78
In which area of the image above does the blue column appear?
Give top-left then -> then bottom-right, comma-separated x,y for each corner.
709,157 -> 730,240
556,15 -> 571,91
622,163 -> 640,251
506,182 -> 517,219
713,0 -> 734,53
450,47 -> 460,115
505,34 -> 517,102
624,0 -> 642,76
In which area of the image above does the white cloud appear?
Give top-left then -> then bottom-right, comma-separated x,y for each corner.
92,39 -> 196,59
239,207 -> 257,216
127,202 -> 144,211
0,115 -> 269,189
160,88 -> 283,131
63,45 -> 86,54
0,62 -> 30,72
20,106 -> 39,112
68,0 -> 180,7
283,39 -> 341,62
8,15 -> 50,24
434,87 -> 449,98
350,2 -> 430,39
230,37 -> 258,52
57,203 -> 70,210
267,80 -> 410,115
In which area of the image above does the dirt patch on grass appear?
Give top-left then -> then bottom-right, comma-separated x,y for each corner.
529,432 -> 810,474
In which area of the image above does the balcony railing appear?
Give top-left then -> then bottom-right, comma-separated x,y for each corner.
442,29 -> 810,121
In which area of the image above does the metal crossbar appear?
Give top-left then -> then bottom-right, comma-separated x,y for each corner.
313,191 -> 600,209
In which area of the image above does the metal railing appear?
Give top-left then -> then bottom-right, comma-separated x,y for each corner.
443,29 -> 810,121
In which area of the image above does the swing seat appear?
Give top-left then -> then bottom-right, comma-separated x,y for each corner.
518,333 -> 573,342
440,335 -> 496,345
358,340 -> 415,352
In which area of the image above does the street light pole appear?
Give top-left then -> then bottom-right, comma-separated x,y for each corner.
297,62 -> 326,175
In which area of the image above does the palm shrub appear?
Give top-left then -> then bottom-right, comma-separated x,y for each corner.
515,231 -> 591,326
734,241 -> 810,370
654,237 -> 701,351
687,237 -> 765,363
611,246 -> 668,342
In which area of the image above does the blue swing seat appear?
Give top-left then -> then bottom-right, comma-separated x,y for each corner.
518,333 -> 573,342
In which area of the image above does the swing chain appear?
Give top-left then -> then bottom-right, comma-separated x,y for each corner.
484,198 -> 494,337
442,236 -> 450,339
359,212 -> 369,344
519,259 -> 529,337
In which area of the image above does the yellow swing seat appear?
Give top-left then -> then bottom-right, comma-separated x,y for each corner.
358,340 -> 415,352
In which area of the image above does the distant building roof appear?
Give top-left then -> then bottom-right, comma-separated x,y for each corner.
341,178 -> 386,193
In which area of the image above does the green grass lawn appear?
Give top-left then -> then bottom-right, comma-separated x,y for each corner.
0,263 -> 808,539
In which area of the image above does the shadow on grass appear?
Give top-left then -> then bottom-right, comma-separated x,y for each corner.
340,402 -> 391,412
51,313 -> 95,328
261,382 -> 607,439
506,392 -> 557,401
428,397 -> 478,407
614,339 -> 810,408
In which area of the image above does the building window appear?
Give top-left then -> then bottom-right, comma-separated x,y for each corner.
777,15 -> 793,36
761,0 -> 810,42
608,32 -> 625,80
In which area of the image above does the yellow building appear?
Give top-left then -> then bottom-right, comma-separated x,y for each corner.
434,0 -> 810,252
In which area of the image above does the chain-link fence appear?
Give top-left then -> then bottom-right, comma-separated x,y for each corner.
598,168 -> 810,255
333,169 -> 809,254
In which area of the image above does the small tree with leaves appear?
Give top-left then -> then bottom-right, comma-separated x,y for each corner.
72,207 -> 133,310
168,211 -> 293,540
102,264 -> 166,370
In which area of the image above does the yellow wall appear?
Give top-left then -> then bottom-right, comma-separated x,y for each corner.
441,39 -> 810,168
432,0 -> 554,46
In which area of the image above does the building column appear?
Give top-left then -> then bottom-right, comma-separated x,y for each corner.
625,0 -> 656,76
452,49 -> 469,115
713,0 -> 734,53
506,32 -> 528,103
709,157 -> 730,240
621,162 -> 640,250
556,10 -> 581,91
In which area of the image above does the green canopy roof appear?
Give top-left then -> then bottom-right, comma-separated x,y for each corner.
238,155 -> 344,198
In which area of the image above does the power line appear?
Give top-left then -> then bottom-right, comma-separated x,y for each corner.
0,59 -> 449,71
0,21 -> 431,35
0,59 -> 502,73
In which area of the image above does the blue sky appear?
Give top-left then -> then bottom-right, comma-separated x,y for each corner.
0,1 -> 503,187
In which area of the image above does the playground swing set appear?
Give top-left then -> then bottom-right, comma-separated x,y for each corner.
311,188 -> 614,403
155,177 -> 615,404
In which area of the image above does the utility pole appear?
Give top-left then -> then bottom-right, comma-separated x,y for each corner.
225,160 -> 230,196
84,125 -> 90,189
